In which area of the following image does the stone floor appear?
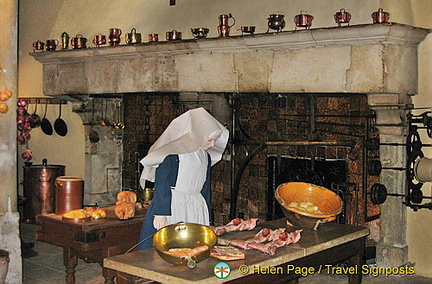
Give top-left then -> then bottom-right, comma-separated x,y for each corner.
21,222 -> 432,284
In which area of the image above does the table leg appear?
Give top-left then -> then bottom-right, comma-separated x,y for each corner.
63,247 -> 78,284
103,267 -> 116,284
348,237 -> 366,284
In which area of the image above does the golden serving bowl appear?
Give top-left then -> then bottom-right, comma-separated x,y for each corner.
153,223 -> 217,268
275,182 -> 343,230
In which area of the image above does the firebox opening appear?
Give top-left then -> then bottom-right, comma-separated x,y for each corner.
267,155 -> 348,222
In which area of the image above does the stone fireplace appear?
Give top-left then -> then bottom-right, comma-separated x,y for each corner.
31,23 -> 429,267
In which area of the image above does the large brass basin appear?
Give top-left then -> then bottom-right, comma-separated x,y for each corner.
152,223 -> 217,268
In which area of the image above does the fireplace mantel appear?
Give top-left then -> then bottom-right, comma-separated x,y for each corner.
31,23 -> 429,96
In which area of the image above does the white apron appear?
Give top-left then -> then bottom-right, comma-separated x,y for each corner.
166,148 -> 210,225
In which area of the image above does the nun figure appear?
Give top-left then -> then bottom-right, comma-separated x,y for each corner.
138,107 -> 229,250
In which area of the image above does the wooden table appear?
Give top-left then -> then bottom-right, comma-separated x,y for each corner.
104,219 -> 369,283
35,207 -> 146,284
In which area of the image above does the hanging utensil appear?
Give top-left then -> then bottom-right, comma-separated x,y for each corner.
29,100 -> 41,128
54,102 -> 68,136
89,99 -> 100,143
100,99 -> 111,127
40,101 -> 53,135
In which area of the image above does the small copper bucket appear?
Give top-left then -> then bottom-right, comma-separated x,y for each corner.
55,176 -> 84,215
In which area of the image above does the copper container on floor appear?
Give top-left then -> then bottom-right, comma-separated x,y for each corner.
23,159 -> 65,223
55,176 -> 84,215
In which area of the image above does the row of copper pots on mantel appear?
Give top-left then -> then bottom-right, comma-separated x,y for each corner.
32,8 -> 390,52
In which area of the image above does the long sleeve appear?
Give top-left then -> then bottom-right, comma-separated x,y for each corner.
152,154 -> 179,216
201,153 -> 212,222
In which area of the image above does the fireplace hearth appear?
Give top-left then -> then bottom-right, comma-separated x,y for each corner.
31,23 -> 430,268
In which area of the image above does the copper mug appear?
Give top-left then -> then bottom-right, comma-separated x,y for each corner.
71,34 -> 87,49
33,40 -> 45,52
148,33 -> 159,42
93,34 -> 107,47
45,39 -> 59,51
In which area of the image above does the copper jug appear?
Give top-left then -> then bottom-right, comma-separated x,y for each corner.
218,13 -> 235,37
54,176 -> 84,215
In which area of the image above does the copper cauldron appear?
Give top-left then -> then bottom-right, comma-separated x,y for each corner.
267,14 -> 285,32
294,10 -> 314,29
71,34 -> 87,49
371,8 -> 390,24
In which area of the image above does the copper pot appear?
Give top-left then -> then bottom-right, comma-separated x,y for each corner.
32,40 -> 45,52
45,39 -> 58,51
71,34 -> 87,49
148,33 -> 159,42
294,10 -> 314,29
240,26 -> 255,35
334,8 -> 351,26
92,34 -> 107,47
371,8 -> 390,24
166,30 -> 182,41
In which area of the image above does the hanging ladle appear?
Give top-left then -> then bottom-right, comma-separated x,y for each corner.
89,99 -> 100,143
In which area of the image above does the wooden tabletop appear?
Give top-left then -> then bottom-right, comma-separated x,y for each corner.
104,219 -> 369,283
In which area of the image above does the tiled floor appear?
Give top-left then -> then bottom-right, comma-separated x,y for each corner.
21,223 -> 105,284
21,222 -> 432,284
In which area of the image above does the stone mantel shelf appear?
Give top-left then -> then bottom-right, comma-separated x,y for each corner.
31,23 -> 429,96
31,23 -> 429,63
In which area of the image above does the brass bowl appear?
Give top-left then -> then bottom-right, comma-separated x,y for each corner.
153,223 -> 217,268
275,182 -> 343,230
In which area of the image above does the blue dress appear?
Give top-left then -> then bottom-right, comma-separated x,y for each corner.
138,153 -> 212,250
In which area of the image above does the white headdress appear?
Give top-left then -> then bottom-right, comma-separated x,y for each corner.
139,107 -> 229,188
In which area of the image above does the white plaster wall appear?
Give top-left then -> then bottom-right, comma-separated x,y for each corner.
17,0 -> 432,277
